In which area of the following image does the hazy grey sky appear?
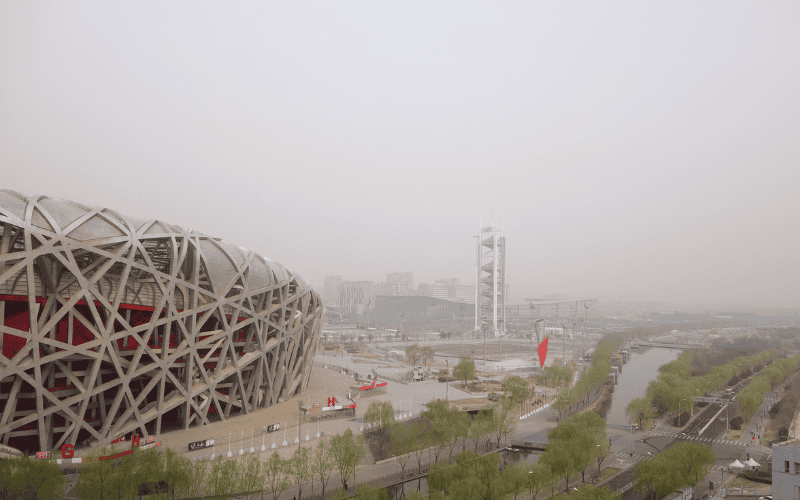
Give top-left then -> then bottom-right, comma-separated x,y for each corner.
2,2 -> 798,306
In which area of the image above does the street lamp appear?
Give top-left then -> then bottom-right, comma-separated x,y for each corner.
726,405 -> 730,433
446,359 -> 449,401
298,401 -> 303,451
679,398 -> 688,426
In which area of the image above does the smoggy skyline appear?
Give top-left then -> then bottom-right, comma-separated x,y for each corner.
2,2 -> 798,307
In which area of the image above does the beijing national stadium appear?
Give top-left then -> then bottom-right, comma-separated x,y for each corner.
0,190 -> 322,454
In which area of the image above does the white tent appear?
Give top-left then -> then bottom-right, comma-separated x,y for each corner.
746,458 -> 760,467
730,459 -> 745,468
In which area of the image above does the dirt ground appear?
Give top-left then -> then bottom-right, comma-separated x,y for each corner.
575,383 -> 612,416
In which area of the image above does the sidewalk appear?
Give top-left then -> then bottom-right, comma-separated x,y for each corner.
737,382 -> 785,452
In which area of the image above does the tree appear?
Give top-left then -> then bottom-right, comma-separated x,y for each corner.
428,460 -> 453,497
108,450 -> 139,500
626,397 -> 653,430
420,346 -> 435,367
474,453 -> 501,499
1,454 -> 67,500
492,398 -> 516,448
541,441 -> 576,493
389,420 -> 414,498
162,448 -> 192,500
364,400 -> 395,458
447,409 -> 470,461
448,476 -> 487,500
573,432 -> 596,483
542,460 -> 561,498
329,488 -> 351,500
136,447 -> 166,498
355,483 -> 392,500
405,489 -> 426,500
408,420 -> 427,474
235,454 -> 261,497
633,454 -> 681,500
595,439 -> 611,478
526,462 -> 549,500
421,400 -> 450,464
75,448 -> 116,500
264,452 -> 290,500
503,375 -> 531,411
288,446 -> 312,500
454,356 -> 475,390
671,441 -> 716,486
405,344 -> 422,365
208,455 -> 238,500
330,428 -> 367,490
553,389 -> 573,420
184,459 -> 208,500
312,439 -> 336,500
469,409 -> 492,452
502,462 -> 529,500
573,484 -> 621,500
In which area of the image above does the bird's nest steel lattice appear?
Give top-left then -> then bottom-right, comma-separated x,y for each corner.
0,190 -> 322,453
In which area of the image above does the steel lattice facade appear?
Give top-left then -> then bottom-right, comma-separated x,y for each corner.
0,190 -> 322,453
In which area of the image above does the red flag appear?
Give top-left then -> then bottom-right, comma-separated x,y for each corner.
538,336 -> 549,368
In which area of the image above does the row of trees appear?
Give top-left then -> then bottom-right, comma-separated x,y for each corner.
427,412 -> 617,500
365,396 -> 519,469
1,428 -> 368,500
737,354 -> 800,420
404,344 -> 436,367
551,336 -> 623,420
632,441 -> 716,500
542,365 -> 573,388
638,348 -> 781,421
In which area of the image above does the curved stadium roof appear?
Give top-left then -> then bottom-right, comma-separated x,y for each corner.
0,190 -> 322,454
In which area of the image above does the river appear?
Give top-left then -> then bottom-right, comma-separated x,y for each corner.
604,346 -> 681,425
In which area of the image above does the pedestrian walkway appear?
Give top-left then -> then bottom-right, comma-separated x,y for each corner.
738,383 -> 784,446
646,430 -> 754,447
520,401 -> 554,419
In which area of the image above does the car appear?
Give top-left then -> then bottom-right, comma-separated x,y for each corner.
758,496 -> 772,500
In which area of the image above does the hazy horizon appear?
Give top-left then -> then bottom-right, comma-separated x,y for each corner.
2,2 -> 798,307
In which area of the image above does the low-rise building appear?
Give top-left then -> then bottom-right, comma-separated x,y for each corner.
771,438 -> 800,500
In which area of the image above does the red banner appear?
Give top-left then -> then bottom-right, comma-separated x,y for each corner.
538,337 -> 549,368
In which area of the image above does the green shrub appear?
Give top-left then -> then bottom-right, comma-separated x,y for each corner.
730,416 -> 744,430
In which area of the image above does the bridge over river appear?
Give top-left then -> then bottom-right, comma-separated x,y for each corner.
629,341 -> 705,350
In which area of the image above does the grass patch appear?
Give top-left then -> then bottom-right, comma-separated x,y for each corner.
597,467 -> 621,483
730,475 -> 762,488
725,430 -> 742,440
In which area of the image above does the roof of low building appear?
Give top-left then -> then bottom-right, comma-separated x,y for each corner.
774,438 -> 800,447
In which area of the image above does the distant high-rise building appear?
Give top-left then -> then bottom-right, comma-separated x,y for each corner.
324,275 -> 343,308
455,284 -> 476,303
340,281 -> 375,315
416,283 -> 431,297
386,272 -> 414,296
431,283 -> 449,300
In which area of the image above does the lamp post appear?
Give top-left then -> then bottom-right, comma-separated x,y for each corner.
679,398 -> 687,426
446,359 -> 449,401
298,400 -> 304,450
726,405 -> 729,433
630,423 -> 634,457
